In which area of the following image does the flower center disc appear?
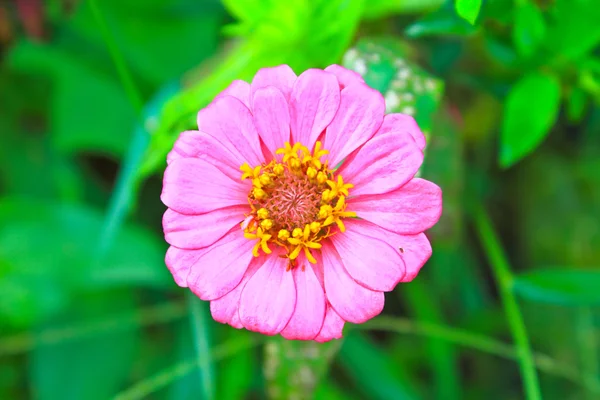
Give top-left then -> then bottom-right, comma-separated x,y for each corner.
240,141 -> 356,265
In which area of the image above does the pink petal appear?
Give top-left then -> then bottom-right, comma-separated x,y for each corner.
166,130 -> 247,181
239,256 -> 296,335
325,64 -> 365,88
280,262 -> 326,340
215,79 -> 251,108
323,83 -> 385,167
165,246 -> 209,288
186,228 -> 255,301
349,178 -> 442,235
163,206 -> 248,249
375,113 -> 426,151
396,233 -> 432,282
330,219 -> 406,291
289,69 -> 340,149
210,256 -> 264,328
250,65 -> 296,102
321,243 -> 384,324
252,86 -> 291,156
314,304 -> 345,342
197,95 -> 265,168
342,220 -> 432,283
338,132 -> 423,196
161,157 -> 250,215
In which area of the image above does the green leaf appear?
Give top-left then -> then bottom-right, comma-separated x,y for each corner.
65,0 -> 224,86
405,7 -> 477,38
141,0 -> 364,176
7,40 -> 137,157
455,0 -> 482,25
0,198 -> 170,327
362,0 -> 444,19
566,86 -> 589,123
30,291 -> 138,400
513,2 -> 546,58
342,38 -> 444,133
543,0 -> 600,61
513,269 -> 600,306
499,72 -> 561,168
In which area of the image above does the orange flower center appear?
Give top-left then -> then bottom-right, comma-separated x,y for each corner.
240,141 -> 356,266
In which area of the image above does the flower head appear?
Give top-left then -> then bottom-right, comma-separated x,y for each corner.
161,64 -> 442,341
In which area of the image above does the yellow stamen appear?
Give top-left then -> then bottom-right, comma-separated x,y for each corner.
259,174 -> 271,186
260,219 -> 273,230
244,227 -> 272,256
278,229 -> 290,241
253,188 -> 267,200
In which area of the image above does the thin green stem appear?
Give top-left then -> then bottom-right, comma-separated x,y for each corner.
359,316 -> 595,393
472,203 -> 542,400
113,335 -> 261,400
187,292 -> 215,400
87,0 -> 145,114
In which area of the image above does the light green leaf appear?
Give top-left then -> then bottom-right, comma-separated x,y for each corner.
513,269 -> 600,306
543,0 -> 600,61
499,72 -> 561,168
362,0 -> 444,19
455,0 -> 482,25
513,2 -> 546,58
141,0 -> 364,176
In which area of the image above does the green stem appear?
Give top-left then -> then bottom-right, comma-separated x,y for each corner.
187,292 -> 215,400
359,316 -> 593,392
87,0 -> 145,114
472,203 -> 542,400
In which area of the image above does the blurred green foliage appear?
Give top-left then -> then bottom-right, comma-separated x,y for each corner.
1,0 -> 599,399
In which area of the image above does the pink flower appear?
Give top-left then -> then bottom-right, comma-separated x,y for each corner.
161,65 -> 442,341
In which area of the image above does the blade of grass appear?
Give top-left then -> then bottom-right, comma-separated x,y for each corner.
576,307 -> 600,399
113,335 -> 262,400
471,203 -> 542,400
187,292 -> 215,400
87,0 -> 144,114
358,316 -> 597,393
0,301 -> 186,356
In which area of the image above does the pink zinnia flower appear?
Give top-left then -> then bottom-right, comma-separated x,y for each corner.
161,65 -> 442,341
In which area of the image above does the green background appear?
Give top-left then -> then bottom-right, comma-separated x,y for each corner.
1,0 -> 599,399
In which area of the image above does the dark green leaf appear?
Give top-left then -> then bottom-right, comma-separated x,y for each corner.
30,291 -> 138,400
566,87 -> 589,123
513,269 -> 600,305
7,40 -> 137,157
513,2 -> 546,58
499,72 -> 561,168
455,0 -> 482,25
0,198 -> 170,326
405,7 -> 477,38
